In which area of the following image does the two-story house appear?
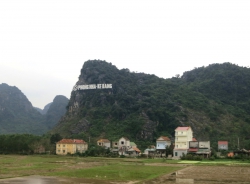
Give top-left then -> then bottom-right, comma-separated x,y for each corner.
156,136 -> 171,149
173,126 -> 193,158
188,140 -> 211,158
97,139 -> 111,149
118,137 -> 130,155
56,139 -> 88,155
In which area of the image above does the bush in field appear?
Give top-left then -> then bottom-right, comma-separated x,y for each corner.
180,154 -> 203,161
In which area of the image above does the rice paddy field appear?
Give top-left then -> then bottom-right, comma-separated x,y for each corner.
0,155 -> 250,183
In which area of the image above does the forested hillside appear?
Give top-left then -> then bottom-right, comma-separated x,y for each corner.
52,60 -> 250,150
0,84 -> 68,134
0,83 -> 46,134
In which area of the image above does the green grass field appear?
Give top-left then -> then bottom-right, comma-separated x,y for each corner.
0,155 -> 249,183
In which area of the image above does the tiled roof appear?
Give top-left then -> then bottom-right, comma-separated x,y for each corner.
57,139 -> 86,144
175,126 -> 190,131
97,139 -> 110,143
120,137 -> 130,141
218,141 -> 228,145
157,136 -> 171,141
134,147 -> 141,152
192,138 -> 197,141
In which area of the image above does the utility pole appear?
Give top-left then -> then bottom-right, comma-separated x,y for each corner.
238,137 -> 240,149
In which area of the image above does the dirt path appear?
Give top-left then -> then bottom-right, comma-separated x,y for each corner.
142,165 -> 250,184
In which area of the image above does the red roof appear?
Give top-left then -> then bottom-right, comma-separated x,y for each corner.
218,141 -> 228,145
192,138 -> 197,141
188,148 -> 198,152
97,139 -> 110,143
134,147 -> 141,152
157,136 -> 171,141
57,139 -> 86,144
175,127 -> 190,131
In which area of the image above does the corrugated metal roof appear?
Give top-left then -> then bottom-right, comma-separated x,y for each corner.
130,142 -> 137,146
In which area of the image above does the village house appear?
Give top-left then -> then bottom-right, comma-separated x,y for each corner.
144,145 -> 156,158
218,141 -> 228,151
173,126 -> 193,158
188,141 -> 211,158
56,139 -> 88,155
97,139 -> 111,149
118,137 -> 130,155
156,136 -> 171,157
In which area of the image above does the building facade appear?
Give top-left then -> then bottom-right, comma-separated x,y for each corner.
218,141 -> 228,150
173,126 -> 193,158
97,139 -> 111,148
56,139 -> 88,155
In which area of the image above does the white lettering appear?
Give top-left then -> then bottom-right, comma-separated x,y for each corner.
73,84 -> 112,91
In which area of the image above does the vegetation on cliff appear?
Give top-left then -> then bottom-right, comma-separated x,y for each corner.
52,60 -> 250,150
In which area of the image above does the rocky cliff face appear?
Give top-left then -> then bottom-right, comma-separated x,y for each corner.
52,60 -> 177,143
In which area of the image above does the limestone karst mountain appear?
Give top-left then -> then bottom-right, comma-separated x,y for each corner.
0,83 -> 68,134
52,60 -> 250,149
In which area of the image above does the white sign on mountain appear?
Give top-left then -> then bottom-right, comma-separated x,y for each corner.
73,84 -> 112,91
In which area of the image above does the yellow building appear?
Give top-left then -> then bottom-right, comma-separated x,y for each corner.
173,126 -> 193,158
56,139 -> 88,155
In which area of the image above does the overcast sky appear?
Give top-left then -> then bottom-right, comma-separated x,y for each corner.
1,0 -> 250,109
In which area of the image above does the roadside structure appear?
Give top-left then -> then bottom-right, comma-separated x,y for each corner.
218,141 -> 228,151
173,126 -> 193,158
56,139 -> 88,155
188,141 -> 211,158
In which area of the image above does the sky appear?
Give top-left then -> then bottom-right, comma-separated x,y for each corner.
1,0 -> 250,109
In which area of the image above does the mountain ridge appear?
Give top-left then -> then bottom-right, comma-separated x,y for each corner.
51,60 -> 250,149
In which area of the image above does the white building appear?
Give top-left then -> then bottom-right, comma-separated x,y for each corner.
156,136 -> 171,150
97,139 -> 111,148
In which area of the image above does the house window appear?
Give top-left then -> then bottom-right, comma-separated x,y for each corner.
58,150 -> 60,152
175,152 -> 178,156
176,145 -> 178,148
63,145 -> 65,147
121,141 -> 124,145
181,132 -> 183,134
58,144 -> 60,147
63,150 -> 65,153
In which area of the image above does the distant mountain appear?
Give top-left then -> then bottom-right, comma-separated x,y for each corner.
34,102 -> 52,115
44,95 -> 68,129
51,60 -> 250,150
34,107 -> 43,114
0,83 -> 46,134
0,83 -> 69,135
